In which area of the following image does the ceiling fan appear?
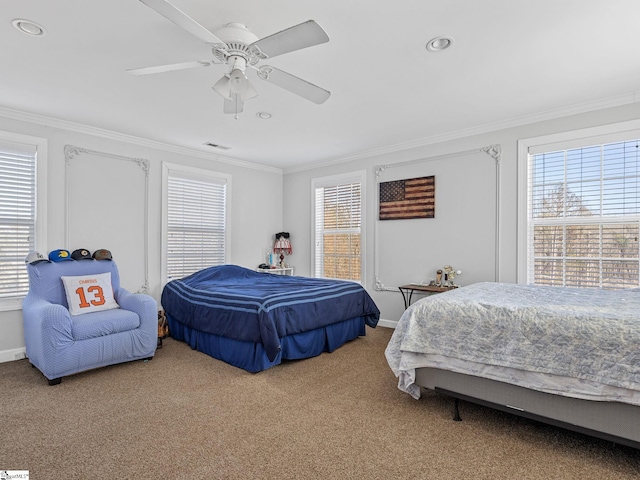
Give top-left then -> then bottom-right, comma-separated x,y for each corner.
128,0 -> 331,117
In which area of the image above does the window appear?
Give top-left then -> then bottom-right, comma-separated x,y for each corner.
313,171 -> 365,283
520,122 -> 640,289
162,164 -> 230,282
0,132 -> 46,309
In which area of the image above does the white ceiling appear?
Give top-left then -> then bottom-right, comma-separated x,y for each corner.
2,0 -> 640,171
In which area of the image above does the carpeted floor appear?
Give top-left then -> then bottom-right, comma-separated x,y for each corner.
1,326 -> 639,479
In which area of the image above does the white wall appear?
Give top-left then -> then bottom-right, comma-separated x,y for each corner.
0,112 -> 283,360
4,101 -> 640,358
283,102 -> 640,325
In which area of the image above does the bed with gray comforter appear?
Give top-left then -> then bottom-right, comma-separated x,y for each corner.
386,282 -> 640,448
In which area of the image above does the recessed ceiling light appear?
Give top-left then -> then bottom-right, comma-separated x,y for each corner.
426,36 -> 454,52
256,112 -> 272,119
12,19 -> 46,36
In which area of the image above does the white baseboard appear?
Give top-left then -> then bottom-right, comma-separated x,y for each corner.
0,347 -> 27,364
377,318 -> 398,329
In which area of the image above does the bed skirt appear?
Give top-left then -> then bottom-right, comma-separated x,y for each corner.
166,314 -> 367,372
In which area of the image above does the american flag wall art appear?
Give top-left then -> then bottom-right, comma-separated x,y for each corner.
378,176 -> 435,220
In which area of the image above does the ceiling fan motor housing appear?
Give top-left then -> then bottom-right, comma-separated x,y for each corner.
212,23 -> 261,64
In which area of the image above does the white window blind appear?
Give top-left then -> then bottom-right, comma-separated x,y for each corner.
528,139 -> 640,289
0,142 -> 37,299
166,172 -> 227,280
314,180 -> 362,282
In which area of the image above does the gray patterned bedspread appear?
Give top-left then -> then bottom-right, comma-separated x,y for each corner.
386,282 -> 640,401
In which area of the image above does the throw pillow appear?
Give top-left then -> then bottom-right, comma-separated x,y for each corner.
61,272 -> 120,316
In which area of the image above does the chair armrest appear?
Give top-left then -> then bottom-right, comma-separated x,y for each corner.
22,297 -> 74,363
115,289 -> 157,331
23,297 -> 73,338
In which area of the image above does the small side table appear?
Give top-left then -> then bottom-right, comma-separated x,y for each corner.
398,284 -> 458,309
256,267 -> 294,276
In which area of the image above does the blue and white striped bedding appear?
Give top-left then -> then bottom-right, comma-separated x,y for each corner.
161,265 -> 380,361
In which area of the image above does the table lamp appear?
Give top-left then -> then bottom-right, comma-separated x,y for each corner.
273,232 -> 292,268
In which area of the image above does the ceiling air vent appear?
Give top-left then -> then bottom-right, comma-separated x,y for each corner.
203,142 -> 231,150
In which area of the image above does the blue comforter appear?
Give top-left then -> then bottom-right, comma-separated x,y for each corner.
161,265 -> 380,361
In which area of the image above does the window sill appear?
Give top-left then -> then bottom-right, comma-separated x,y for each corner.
0,298 -> 25,312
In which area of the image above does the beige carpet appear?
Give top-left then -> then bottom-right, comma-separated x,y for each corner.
1,327 -> 639,479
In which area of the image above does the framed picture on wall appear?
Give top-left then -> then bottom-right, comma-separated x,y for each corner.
378,175 -> 435,220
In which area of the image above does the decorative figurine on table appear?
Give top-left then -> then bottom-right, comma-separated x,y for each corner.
442,265 -> 463,287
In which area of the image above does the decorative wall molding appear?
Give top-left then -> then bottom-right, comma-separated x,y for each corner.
482,144 -> 502,282
64,145 -> 150,293
481,144 -> 502,162
373,145 -> 502,292
64,144 -> 150,173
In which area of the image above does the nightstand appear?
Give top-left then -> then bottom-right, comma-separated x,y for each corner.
398,284 -> 458,309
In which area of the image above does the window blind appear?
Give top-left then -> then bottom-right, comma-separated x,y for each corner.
314,181 -> 361,281
529,139 -> 640,289
0,143 -> 37,298
167,173 -> 226,280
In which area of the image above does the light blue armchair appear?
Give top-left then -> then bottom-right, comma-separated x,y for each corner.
22,259 -> 157,385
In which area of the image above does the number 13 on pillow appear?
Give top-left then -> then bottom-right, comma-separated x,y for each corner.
75,284 -> 106,308
61,272 -> 120,316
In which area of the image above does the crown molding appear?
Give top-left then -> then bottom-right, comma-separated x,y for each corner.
283,91 -> 640,174
2,90 -> 638,177
0,106 -> 282,175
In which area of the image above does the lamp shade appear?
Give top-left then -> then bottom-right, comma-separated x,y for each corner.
273,237 -> 292,255
273,232 -> 292,255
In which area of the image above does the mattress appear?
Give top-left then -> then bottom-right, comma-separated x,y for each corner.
386,282 -> 640,404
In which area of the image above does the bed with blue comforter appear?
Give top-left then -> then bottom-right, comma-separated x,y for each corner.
161,265 -> 380,372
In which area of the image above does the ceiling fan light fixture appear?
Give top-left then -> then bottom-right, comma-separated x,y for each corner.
426,36 -> 454,52
212,76 -> 231,99
243,81 -> 258,101
229,68 -> 249,95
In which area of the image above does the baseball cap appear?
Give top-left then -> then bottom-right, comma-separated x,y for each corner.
92,249 -> 113,261
71,248 -> 93,260
25,251 -> 51,265
48,249 -> 74,262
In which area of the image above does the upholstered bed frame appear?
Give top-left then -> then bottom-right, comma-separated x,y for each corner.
415,367 -> 640,449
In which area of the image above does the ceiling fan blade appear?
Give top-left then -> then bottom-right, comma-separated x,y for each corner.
249,20 -> 329,59
258,66 -> 330,104
139,0 -> 225,46
223,94 -> 244,114
127,60 -> 212,76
